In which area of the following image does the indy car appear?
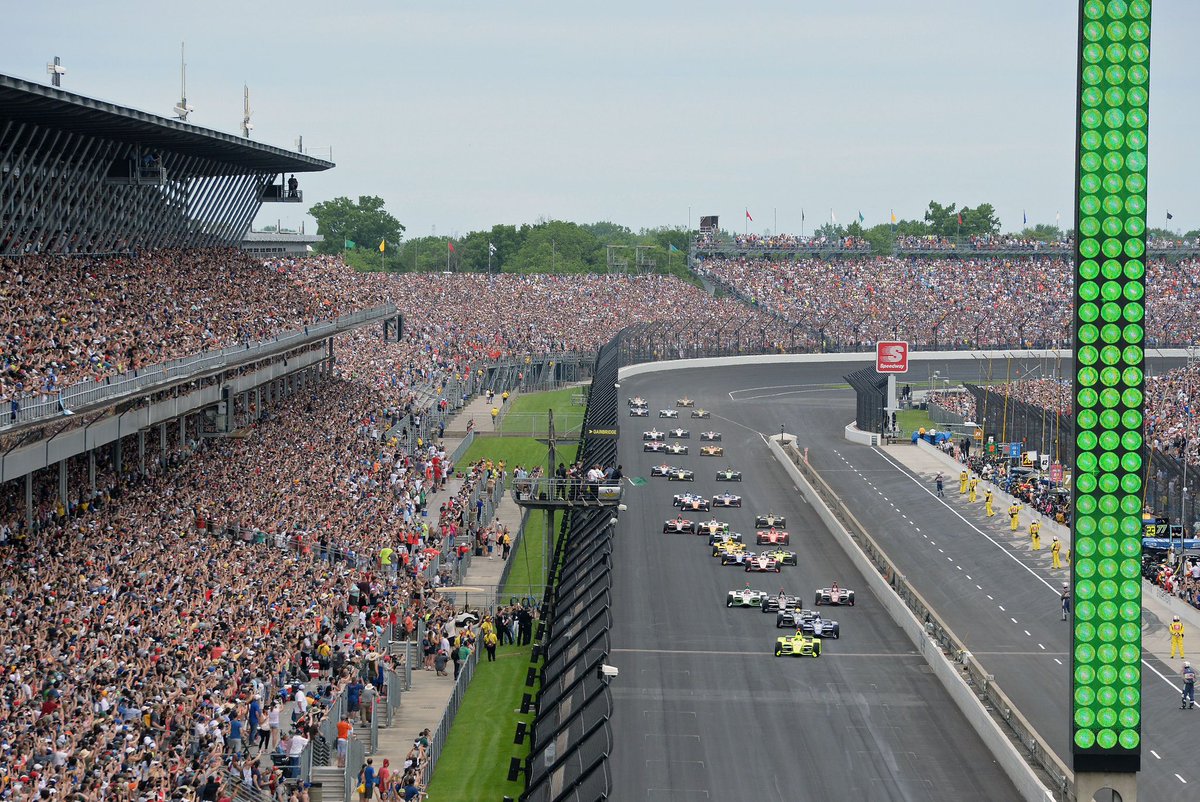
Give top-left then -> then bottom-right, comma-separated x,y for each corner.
627,396 -> 647,407
668,427 -> 690,439
699,431 -> 722,442
756,528 -> 790,546
672,492 -> 710,511
644,440 -> 666,452
712,493 -> 742,508
774,632 -> 822,657
709,532 -> 744,548
667,468 -> 695,482
662,517 -> 695,534
642,429 -> 664,441
694,519 -> 730,537
726,587 -> 768,608
815,585 -> 856,606
650,463 -> 680,477
720,549 -> 753,566
762,593 -> 803,613
665,442 -> 689,455
755,513 -> 787,528
630,406 -> 649,417
761,548 -> 797,566
690,408 -> 712,419
676,397 -> 695,407
659,409 -> 679,418
744,554 -> 781,573
700,445 -> 725,457
715,468 -> 743,482
777,608 -> 840,638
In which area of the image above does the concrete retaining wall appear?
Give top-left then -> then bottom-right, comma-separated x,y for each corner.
767,435 -> 1058,802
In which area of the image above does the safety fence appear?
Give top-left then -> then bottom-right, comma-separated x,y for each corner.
966,384 -> 1199,531
426,644 -> 481,780
845,365 -> 888,436
0,303 -> 396,431
780,441 -> 1074,801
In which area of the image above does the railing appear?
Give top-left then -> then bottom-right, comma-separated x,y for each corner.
426,644 -> 480,779
781,442 -> 1073,800
0,303 -> 396,432
511,477 -> 622,507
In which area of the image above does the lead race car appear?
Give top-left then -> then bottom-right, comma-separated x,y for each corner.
756,528 -> 790,546
815,584 -> 856,606
676,396 -> 696,407
662,517 -> 695,534
699,445 -> 724,457
630,406 -> 649,417
774,631 -> 822,657
643,440 -> 666,452
665,442 -> 689,455
690,408 -> 712,419
659,409 -> 679,418
712,492 -> 742,508
755,512 -> 787,528
777,608 -> 841,638
699,431 -> 722,442
744,554 -> 781,573
726,586 -> 768,608
642,429 -> 664,441
715,467 -> 742,482
672,492 -> 710,511
668,427 -> 690,439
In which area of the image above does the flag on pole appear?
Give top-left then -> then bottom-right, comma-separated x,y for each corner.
344,239 -> 356,250
1022,210 -> 1028,225
801,209 -> 806,222
488,242 -> 497,255
890,210 -> 897,224
858,211 -> 865,223
831,209 -> 837,224
668,243 -> 680,253
745,209 -> 753,222
956,213 -> 963,226
1167,211 -> 1174,220
1055,211 -> 1061,227
448,241 -> 455,252
378,240 -> 385,253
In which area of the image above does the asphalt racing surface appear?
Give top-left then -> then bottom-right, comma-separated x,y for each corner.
609,356 -> 1190,800
609,367 -> 1019,801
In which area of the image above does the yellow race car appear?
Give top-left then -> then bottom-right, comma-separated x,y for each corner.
713,540 -> 746,558
700,445 -> 725,457
774,632 -> 822,658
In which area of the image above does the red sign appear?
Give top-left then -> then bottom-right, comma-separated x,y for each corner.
1049,463 -> 1064,483
875,341 -> 909,373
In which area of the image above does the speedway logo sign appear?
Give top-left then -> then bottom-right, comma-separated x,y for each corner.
875,341 -> 909,374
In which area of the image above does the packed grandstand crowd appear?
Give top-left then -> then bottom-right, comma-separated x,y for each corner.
693,231 -> 870,250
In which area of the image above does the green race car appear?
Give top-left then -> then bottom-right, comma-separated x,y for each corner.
774,632 -> 822,657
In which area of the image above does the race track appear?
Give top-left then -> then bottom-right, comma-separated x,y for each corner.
608,363 -> 1022,801
607,357 -> 1190,800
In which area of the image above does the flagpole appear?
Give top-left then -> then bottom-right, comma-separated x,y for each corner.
774,207 -> 777,236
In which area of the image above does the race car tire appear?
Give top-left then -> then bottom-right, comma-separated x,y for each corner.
813,643 -> 822,657
815,593 -> 822,606
774,645 -> 783,656
726,599 -> 732,607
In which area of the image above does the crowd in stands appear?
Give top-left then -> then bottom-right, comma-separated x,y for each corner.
693,232 -> 870,250
695,254 -> 1200,349
894,233 -> 1072,251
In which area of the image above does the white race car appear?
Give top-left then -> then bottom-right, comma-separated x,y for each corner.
712,493 -> 742,508
815,585 -> 855,606
628,396 -> 647,407
676,397 -> 696,407
726,587 -> 768,608
744,555 -> 781,573
659,409 -> 680,419
666,442 -> 689,455
630,406 -> 649,417
642,429 -> 664,441
699,431 -> 722,441
668,427 -> 690,439
644,440 -> 666,452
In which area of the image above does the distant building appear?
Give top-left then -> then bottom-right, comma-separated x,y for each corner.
240,230 -> 324,257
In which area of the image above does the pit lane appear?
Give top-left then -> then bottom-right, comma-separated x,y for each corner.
608,365 -> 1020,801
611,357 -> 1190,800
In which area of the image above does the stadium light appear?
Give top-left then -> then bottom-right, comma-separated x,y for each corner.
45,56 -> 65,87
1071,0 -> 1150,782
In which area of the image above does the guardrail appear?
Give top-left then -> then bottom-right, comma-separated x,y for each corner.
780,441 -> 1073,800
0,303 -> 396,432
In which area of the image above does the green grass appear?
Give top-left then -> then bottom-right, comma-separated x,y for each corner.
500,387 -> 586,434
896,408 -> 934,433
502,513 -> 554,600
458,437 -> 579,480
423,644 -> 533,800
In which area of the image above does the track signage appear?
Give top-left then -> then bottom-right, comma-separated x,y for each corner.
875,341 -> 909,373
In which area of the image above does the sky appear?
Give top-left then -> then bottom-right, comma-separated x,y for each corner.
5,0 -> 1198,238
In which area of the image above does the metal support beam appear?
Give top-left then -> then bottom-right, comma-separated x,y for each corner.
58,459 -> 67,507
137,429 -> 145,475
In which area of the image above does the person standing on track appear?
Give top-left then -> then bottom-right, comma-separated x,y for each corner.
1029,518 -> 1042,551
935,473 -> 945,498
1008,501 -> 1021,531
959,469 -> 969,495
1051,536 -> 1063,569
1170,615 -> 1186,659
968,475 -> 979,503
1182,661 -> 1196,709
985,489 -> 995,517
1061,583 -> 1071,621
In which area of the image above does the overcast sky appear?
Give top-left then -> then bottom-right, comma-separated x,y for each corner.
5,1 -> 1198,237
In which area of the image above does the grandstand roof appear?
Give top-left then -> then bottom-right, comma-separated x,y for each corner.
0,72 -> 333,174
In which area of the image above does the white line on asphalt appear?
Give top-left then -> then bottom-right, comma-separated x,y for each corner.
965,574 -> 972,580
1054,658 -> 1063,665
914,527 -> 920,532
998,605 -> 1005,611
1151,750 -> 1161,759
1011,618 -> 1019,624
1024,630 -> 1031,637
1176,774 -> 1187,784
937,548 -> 944,553
957,565 -> 963,570
987,595 -> 993,600
976,585 -> 983,590
1038,643 -> 1045,650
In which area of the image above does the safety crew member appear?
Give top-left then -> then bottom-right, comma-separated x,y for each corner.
1008,501 -> 1021,531
1061,582 -> 1071,621
959,469 -> 969,495
1170,615 -> 1186,659
968,476 -> 979,503
1029,518 -> 1042,550
984,489 -> 995,517
1051,536 -> 1063,569
1183,661 -> 1196,709
490,406 -> 499,427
